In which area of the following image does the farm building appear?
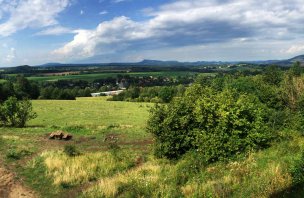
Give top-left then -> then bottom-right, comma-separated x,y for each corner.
91,90 -> 124,97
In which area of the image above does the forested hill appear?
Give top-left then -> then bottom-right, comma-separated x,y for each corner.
34,54 -> 304,68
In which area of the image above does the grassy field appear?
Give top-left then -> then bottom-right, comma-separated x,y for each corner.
0,97 -> 154,197
0,98 -> 304,197
29,97 -> 151,139
27,71 -> 202,82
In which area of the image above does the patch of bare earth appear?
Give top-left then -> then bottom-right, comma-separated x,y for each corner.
0,165 -> 36,198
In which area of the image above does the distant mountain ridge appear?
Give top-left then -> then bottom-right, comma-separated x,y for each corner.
33,54 -> 304,68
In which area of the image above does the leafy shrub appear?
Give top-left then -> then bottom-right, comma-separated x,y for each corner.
64,145 -> 80,157
0,97 -> 37,127
147,84 -> 273,162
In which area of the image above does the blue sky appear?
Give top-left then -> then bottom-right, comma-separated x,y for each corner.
0,0 -> 304,66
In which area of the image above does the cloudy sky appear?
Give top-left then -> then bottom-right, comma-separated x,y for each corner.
0,0 -> 304,66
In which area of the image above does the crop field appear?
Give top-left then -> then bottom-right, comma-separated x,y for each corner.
1,98 -> 304,197
26,71 -> 203,82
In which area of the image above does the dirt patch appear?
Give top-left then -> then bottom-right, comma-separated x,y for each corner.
0,165 -> 36,198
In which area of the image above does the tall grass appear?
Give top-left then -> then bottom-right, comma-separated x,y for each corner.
42,150 -> 135,187
82,132 -> 304,198
83,162 -> 161,197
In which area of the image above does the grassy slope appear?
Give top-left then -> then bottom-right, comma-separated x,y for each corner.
0,98 -> 304,197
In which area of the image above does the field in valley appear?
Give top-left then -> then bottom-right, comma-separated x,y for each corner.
27,71 -> 201,82
0,97 -> 304,197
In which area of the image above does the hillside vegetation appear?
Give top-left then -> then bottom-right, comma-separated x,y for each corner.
0,63 -> 304,197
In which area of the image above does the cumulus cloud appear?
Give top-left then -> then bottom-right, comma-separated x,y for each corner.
53,16 -> 147,58
0,0 -> 70,37
53,0 -> 304,61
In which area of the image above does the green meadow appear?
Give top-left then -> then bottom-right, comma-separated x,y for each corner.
29,98 -> 151,138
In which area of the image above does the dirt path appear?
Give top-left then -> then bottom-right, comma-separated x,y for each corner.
0,165 -> 36,198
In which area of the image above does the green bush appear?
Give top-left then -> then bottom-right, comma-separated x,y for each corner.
64,145 -> 80,157
147,84 -> 273,162
0,97 -> 37,127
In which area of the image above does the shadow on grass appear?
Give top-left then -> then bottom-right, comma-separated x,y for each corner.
270,183 -> 304,198
26,125 -> 45,128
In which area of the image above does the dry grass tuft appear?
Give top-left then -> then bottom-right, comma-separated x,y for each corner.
84,162 -> 161,197
42,150 -> 133,187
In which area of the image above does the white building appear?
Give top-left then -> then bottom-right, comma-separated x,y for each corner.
91,90 -> 124,97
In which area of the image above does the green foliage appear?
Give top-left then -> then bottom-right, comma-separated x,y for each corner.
290,61 -> 303,77
147,100 -> 195,159
227,76 -> 283,110
262,65 -> 283,85
112,85 -> 184,103
0,75 -> 40,101
6,148 -> 32,160
290,151 -> 304,185
0,97 -> 37,127
147,84 -> 273,161
0,81 -> 14,101
281,72 -> 304,111
64,145 -> 80,157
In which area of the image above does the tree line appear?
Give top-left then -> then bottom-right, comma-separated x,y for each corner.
0,74 -> 195,101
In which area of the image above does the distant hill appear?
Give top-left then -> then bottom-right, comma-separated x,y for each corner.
4,65 -> 37,73
39,63 -> 64,67
274,55 -> 304,66
13,54 -> 304,68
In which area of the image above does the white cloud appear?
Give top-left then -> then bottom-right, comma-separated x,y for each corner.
286,44 -> 304,54
53,16 -> 147,58
112,0 -> 128,3
36,26 -> 74,36
80,10 -> 85,15
53,0 -> 304,61
99,10 -> 108,15
4,47 -> 16,63
0,0 -> 70,37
